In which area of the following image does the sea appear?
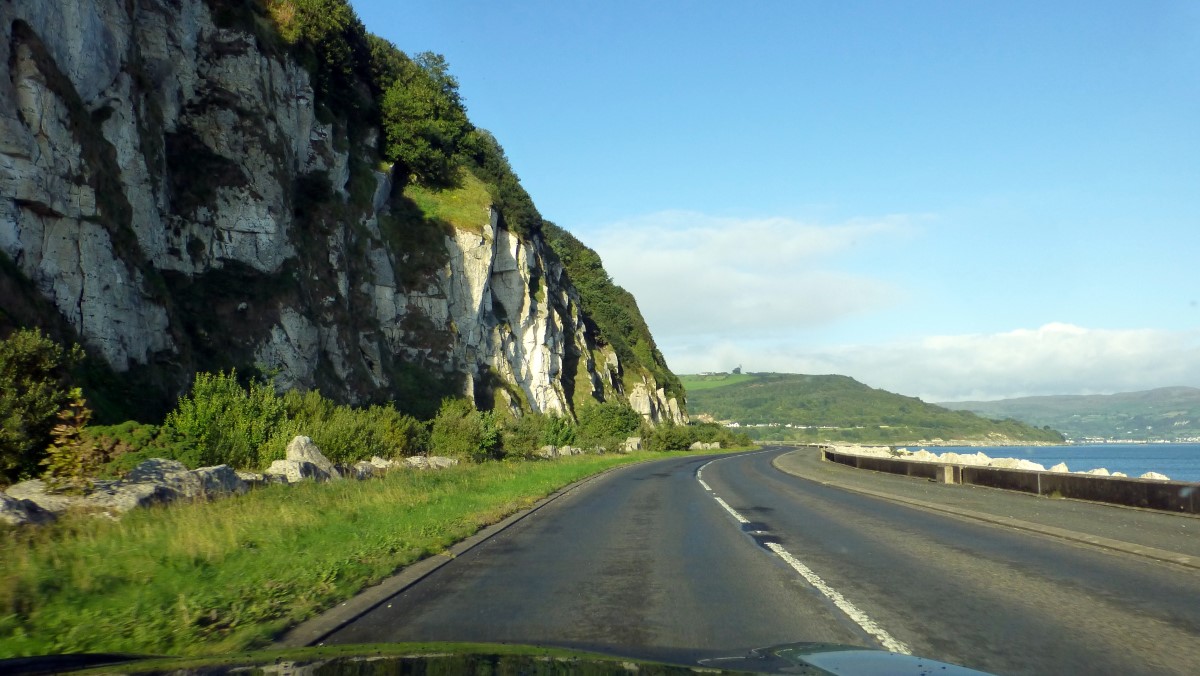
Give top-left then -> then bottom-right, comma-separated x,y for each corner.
924,443 -> 1200,483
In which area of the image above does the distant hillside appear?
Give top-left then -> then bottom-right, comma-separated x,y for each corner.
939,387 -> 1200,442
682,373 -> 1064,444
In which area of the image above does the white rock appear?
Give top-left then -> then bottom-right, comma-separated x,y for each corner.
1079,468 -> 1111,476
286,436 -> 336,478
369,456 -> 396,471
0,492 -> 56,526
910,450 -> 940,462
1048,462 -> 1070,473
265,459 -> 330,484
1140,471 -> 1171,481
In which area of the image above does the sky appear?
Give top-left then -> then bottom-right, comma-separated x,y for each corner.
352,0 -> 1200,402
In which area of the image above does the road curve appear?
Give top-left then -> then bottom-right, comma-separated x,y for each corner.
324,448 -> 1200,674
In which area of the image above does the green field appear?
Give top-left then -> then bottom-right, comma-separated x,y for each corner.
679,372 -> 758,391
0,449 -> 740,659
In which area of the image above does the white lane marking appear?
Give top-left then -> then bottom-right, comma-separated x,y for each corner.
695,456 -> 912,655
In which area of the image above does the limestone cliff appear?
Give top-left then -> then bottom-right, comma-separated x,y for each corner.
0,0 -> 686,423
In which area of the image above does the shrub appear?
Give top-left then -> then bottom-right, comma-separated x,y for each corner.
40,388 -> 108,493
575,400 -> 643,451
260,390 -> 429,464
498,412 -> 576,458
0,328 -> 84,483
644,423 -> 696,452
430,398 -> 499,462
162,370 -> 288,469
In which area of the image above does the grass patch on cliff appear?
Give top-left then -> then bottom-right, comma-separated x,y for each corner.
0,449 -> 737,658
402,168 -> 493,233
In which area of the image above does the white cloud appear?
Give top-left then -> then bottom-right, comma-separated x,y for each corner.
581,210 -> 916,339
667,324 -> 1200,402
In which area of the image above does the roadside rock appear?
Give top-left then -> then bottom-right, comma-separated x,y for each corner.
0,492 -> 56,526
286,436 -> 337,478
236,470 -> 265,486
404,456 -> 460,469
369,456 -> 396,471
348,461 -> 376,480
1140,471 -> 1171,481
535,445 -> 559,459
126,458 -> 203,498
193,465 -> 248,497
5,480 -> 78,513
988,458 -> 1046,472
85,481 -> 179,514
621,437 -> 642,453
265,459 -> 331,484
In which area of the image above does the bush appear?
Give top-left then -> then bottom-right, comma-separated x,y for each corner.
644,423 -> 696,452
575,401 -> 643,451
0,328 -> 84,484
430,398 -> 499,462
161,370 -> 288,469
498,412 -> 576,458
40,388 -> 108,493
260,389 -> 429,464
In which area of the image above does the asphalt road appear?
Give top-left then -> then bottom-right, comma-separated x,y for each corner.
324,447 -> 1200,674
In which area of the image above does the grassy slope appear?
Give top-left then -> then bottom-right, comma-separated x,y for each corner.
939,386 -> 1200,441
402,168 -> 494,233
0,450 -> 732,658
678,373 -> 757,391
683,372 -> 1064,444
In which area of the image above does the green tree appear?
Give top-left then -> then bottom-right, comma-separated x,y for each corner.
0,328 -> 84,483
380,50 -> 471,186
41,388 -> 107,494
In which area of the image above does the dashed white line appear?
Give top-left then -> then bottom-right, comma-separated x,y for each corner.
695,456 -> 912,655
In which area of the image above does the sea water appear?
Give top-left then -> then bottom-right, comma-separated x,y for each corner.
927,443 -> 1200,483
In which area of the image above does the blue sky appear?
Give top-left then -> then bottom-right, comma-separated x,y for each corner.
352,0 -> 1200,401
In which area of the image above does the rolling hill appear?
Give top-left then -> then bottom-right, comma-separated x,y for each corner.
938,387 -> 1200,442
682,373 -> 1064,445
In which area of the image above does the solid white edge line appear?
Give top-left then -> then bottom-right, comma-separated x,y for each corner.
696,453 -> 912,656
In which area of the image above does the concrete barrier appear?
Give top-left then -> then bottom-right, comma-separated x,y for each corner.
820,448 -> 1200,514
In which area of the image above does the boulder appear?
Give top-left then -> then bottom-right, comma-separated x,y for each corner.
1111,471 -> 1128,478
689,441 -> 705,451
911,450 -> 940,462
621,437 -> 642,453
535,445 -> 559,459
286,436 -> 337,478
427,456 -> 459,469
349,461 -> 376,480
1048,462 -> 1070,473
265,459 -> 331,484
0,492 -> 56,526
5,480 -> 79,513
1079,468 -> 1111,476
85,481 -> 179,514
192,465 -> 248,497
236,470 -> 265,486
988,457 -> 1046,471
1140,471 -> 1171,481
126,458 -> 203,499
369,456 -> 396,471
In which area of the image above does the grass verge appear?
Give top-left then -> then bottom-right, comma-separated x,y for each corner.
0,449 -> 743,658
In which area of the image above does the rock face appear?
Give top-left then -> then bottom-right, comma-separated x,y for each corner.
0,0 -> 685,424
